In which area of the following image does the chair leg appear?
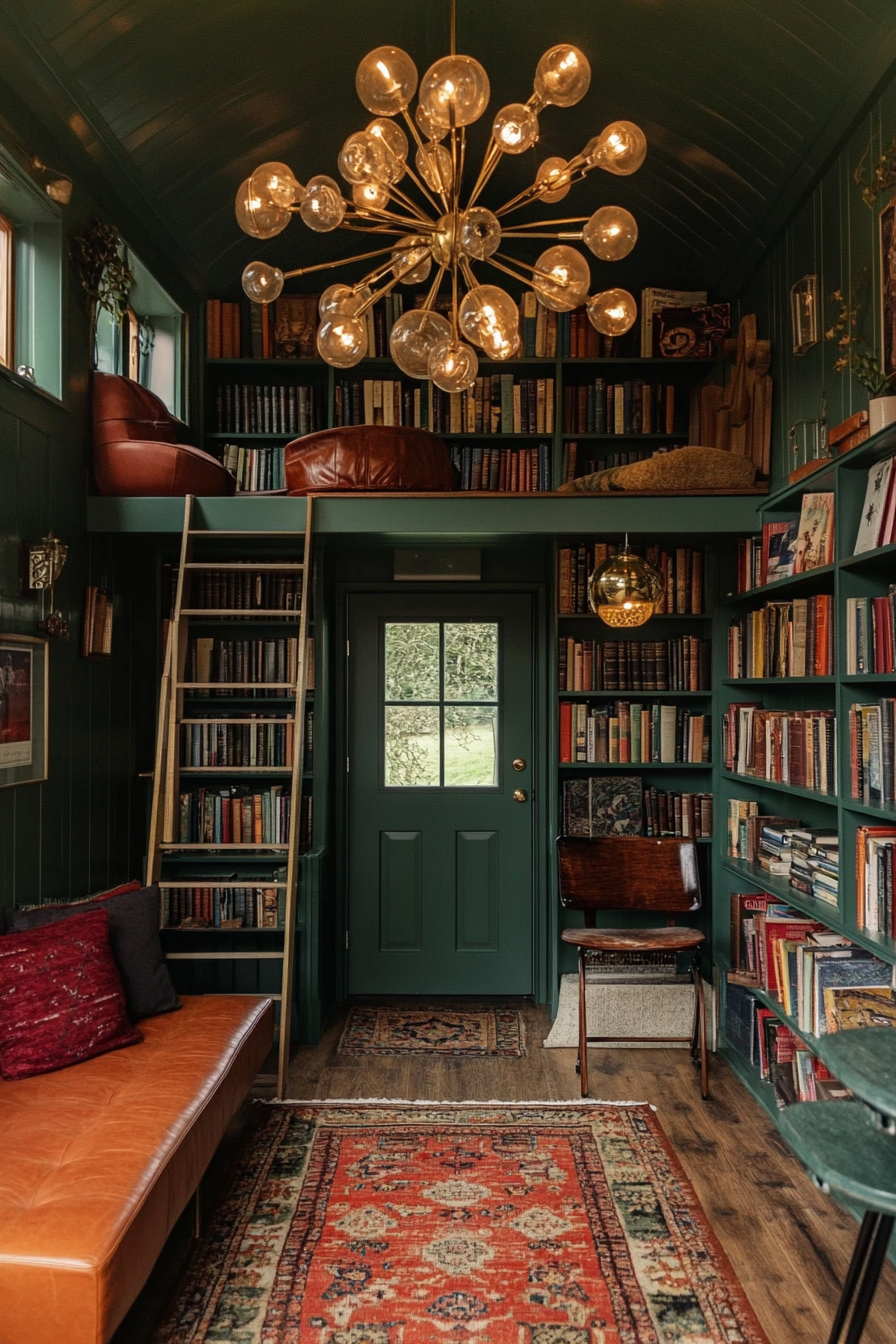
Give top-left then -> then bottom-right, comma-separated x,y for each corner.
828,1212 -> 880,1344
842,1214 -> 894,1344
577,950 -> 588,1098
691,953 -> 709,1100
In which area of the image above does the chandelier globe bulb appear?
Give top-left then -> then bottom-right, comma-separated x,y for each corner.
366,119 -> 408,182
299,175 -> 346,232
415,143 -> 454,195
319,283 -> 367,318
392,236 -> 432,284
583,206 -> 638,261
492,103 -> 540,154
458,284 -> 519,355
532,244 -> 590,312
249,162 -> 301,208
316,314 -> 368,367
356,46 -> 418,116
352,180 -> 391,210
390,309 -> 452,378
235,178 -> 290,239
586,121 -> 647,175
415,102 -> 448,143
535,157 -> 571,203
427,337 -> 479,392
586,288 -> 638,336
242,261 -> 285,305
459,207 -> 501,260
534,44 -> 591,107
418,55 -> 490,129
339,132 -> 387,185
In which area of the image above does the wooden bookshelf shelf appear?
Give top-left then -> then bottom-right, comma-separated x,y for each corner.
838,541 -> 896,572
158,843 -> 290,850
725,563 -> 836,605
179,609 -> 302,618
560,761 -> 711,770
560,433 -> 689,441
842,798 -> 896,820
721,676 -> 836,685
720,771 -> 837,804
840,673 -> 896,684
559,689 -> 711,698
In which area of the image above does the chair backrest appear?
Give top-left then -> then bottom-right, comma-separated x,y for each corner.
557,836 -> 700,914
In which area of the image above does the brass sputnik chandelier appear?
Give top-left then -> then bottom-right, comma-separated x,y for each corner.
235,3 -> 646,392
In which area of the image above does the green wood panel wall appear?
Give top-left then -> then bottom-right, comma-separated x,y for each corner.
739,71 -> 896,490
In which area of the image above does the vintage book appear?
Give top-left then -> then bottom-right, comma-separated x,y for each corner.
274,296 -> 319,358
828,409 -> 869,447
655,302 -> 730,359
587,775 -> 642,836
824,986 -> 896,1032
793,492 -> 834,572
640,288 -> 706,357
853,456 -> 893,554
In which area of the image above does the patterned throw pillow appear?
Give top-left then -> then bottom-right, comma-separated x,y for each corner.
0,909 -> 142,1080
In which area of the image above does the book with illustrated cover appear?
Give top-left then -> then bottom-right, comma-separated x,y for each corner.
587,775 -> 642,836
656,302 -> 731,359
824,985 -> 896,1032
274,295 -> 319,359
562,778 -> 591,837
794,492 -> 834,572
853,456 -> 893,554
763,519 -> 798,582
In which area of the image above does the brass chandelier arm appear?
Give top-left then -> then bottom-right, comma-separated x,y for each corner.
501,231 -> 585,241
420,263 -> 447,312
381,179 -> 432,224
480,252 -> 540,289
346,203 -> 437,231
394,159 -> 443,215
281,242 -> 405,280
503,216 -> 590,229
466,139 -> 503,210
495,162 -> 591,219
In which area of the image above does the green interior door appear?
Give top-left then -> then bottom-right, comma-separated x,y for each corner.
347,592 -> 534,995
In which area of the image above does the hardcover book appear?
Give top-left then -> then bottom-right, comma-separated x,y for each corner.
794,492 -> 834,572
587,775 -> 643,836
854,457 -> 893,554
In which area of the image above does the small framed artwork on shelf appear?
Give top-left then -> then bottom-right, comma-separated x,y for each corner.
790,275 -> 818,355
0,634 -> 48,789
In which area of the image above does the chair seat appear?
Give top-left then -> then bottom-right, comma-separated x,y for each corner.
778,1101 -> 896,1217
561,926 -> 706,952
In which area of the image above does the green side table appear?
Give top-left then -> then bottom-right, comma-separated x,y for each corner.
814,1027 -> 896,1130
779,1096 -> 896,1344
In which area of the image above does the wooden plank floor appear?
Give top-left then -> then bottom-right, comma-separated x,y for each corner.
115,998 -> 896,1343
285,1000 -> 896,1344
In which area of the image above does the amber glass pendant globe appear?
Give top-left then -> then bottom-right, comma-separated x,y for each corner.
588,546 -> 665,628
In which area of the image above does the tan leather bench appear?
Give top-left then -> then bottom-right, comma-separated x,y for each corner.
0,995 -> 274,1344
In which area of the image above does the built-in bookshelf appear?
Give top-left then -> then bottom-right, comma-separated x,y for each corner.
714,424 -> 896,1121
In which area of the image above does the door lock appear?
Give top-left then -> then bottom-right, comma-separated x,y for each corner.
512,788 -> 528,803
512,757 -> 526,772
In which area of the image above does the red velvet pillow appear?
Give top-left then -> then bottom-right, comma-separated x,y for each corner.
0,909 -> 142,1080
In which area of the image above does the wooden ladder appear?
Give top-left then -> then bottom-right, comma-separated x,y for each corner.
146,495 -> 313,1098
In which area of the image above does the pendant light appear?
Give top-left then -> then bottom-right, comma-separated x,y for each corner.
588,536 -> 665,628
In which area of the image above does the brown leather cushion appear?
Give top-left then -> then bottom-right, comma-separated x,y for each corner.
0,995 -> 273,1344
285,424 -> 453,494
92,373 -> 235,497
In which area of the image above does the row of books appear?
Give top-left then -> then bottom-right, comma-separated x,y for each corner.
206,296 -> 319,360
448,442 -> 552,492
213,383 -> 323,436
162,881 -> 286,929
558,543 -> 705,615
186,638 -> 299,695
857,824 -> 896,935
81,586 -> 113,657
560,774 -> 712,838
728,893 -> 894,1035
190,569 -> 301,613
559,636 -> 711,693
560,701 -> 710,764
726,984 -> 850,1107
179,709 -> 312,769
855,454 -> 896,553
221,443 -> 286,493
177,786 -> 292,845
845,590 -> 896,674
332,373 -> 556,436
725,802 -> 838,905
727,595 -> 833,679
723,704 -> 837,795
334,377 -> 420,430
848,698 -> 895,805
562,379 -> 677,435
736,493 -> 835,591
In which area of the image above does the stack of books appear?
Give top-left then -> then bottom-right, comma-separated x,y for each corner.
789,830 -> 839,907
642,788 -> 713,838
449,442 -> 552,492
736,492 -> 835,591
726,984 -> 851,1106
562,379 -> 676,434
848,697 -> 896,804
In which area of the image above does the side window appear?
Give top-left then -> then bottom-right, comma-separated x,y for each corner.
0,151 -> 62,399
0,214 -> 12,370
94,247 -> 184,417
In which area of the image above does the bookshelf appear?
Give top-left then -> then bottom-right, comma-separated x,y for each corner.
713,420 -> 896,1116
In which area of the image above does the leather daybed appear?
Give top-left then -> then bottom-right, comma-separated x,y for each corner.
0,994 -> 273,1344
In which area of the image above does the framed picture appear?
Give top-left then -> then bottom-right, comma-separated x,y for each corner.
0,635 -> 48,788
881,197 -> 896,377
790,275 -> 818,355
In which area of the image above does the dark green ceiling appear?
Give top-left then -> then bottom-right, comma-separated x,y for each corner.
4,0 -> 896,298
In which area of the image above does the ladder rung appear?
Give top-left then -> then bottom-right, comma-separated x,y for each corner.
179,767 -> 293,774
183,562 -> 304,571
166,951 -> 285,961
160,882 -> 288,888
178,683 -> 296,690
188,530 -> 305,537
180,609 -> 301,617
159,843 -> 290,850
180,717 -> 293,724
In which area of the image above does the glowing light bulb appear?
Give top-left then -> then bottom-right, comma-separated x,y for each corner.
249,161 -> 302,208
532,245 -> 590,312
299,175 -> 346,232
234,178 -> 290,239
535,157 -> 571,203
582,206 -> 638,261
316,315 -> 368,367
416,144 -> 453,196
366,118 -> 408,183
586,121 -> 647,176
492,103 -> 539,154
339,132 -> 387,185
415,102 -> 447,143
458,285 -> 520,358
242,261 -> 285,305
392,236 -> 432,284
418,55 -> 490,129
390,308 -> 452,378
319,284 -> 366,318
534,44 -> 591,106
355,46 -> 418,115
427,337 -> 479,392
459,207 -> 501,260
586,288 -> 638,336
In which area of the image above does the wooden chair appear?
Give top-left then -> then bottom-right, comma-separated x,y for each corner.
558,836 -> 708,1099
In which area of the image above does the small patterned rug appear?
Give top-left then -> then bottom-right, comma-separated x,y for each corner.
338,1004 -> 526,1057
151,1102 -> 769,1344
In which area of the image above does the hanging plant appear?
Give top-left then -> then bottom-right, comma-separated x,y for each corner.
70,218 -> 134,321
826,289 -> 896,397
854,137 -> 896,209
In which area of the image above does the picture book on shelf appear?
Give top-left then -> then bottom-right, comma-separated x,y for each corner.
763,519 -> 798,582
793,492 -> 834,571
824,986 -> 896,1032
588,775 -> 643,836
854,455 -> 895,553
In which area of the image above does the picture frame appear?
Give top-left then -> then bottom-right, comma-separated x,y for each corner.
881,197 -> 896,377
790,274 -> 818,355
0,635 -> 48,788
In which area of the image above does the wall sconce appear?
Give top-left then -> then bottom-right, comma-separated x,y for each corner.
24,532 -> 69,638
29,156 -> 72,206
791,275 -> 818,355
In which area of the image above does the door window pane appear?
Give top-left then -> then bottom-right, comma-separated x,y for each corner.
384,705 -> 440,786
444,622 -> 498,701
444,706 -> 498,786
385,623 -> 440,701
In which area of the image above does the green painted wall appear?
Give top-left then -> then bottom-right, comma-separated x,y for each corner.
739,70 -> 896,490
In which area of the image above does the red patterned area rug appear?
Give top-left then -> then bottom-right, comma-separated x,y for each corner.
338,1005 -> 526,1057
152,1102 -> 769,1344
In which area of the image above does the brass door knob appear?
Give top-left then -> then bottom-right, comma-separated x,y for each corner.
513,788 -> 528,802
512,757 -> 526,772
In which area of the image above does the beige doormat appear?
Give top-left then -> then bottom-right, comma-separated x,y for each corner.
544,973 -> 713,1048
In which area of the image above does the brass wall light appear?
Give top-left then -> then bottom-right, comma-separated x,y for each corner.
588,535 -> 665,628
29,156 -> 72,206
24,531 -> 69,638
